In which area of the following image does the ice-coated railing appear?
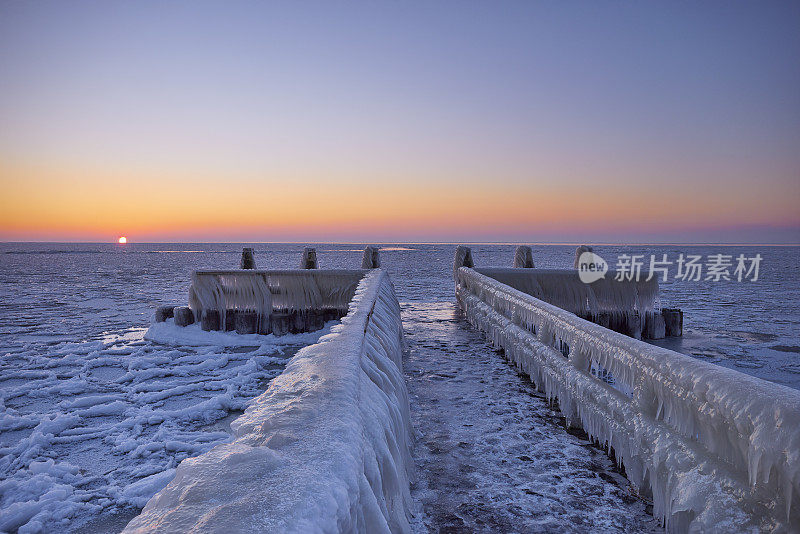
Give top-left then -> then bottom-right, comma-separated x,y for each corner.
456,266 -> 800,532
189,269 -> 367,319
125,270 -> 413,533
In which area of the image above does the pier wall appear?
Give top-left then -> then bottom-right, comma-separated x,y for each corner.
125,270 -> 413,533
475,267 -> 659,315
186,269 -> 368,334
190,269 -> 367,317
455,266 -> 800,532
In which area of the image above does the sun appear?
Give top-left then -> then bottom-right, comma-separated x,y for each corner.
118,236 -> 127,244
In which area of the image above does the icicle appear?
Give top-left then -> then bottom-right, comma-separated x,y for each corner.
189,270 -> 365,325
473,268 -> 660,317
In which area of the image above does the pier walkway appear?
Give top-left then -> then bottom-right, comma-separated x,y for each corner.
402,300 -> 660,533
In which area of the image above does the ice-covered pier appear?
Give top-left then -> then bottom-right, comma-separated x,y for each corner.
115,245 -> 800,533
128,265 -> 413,532
453,245 -> 800,532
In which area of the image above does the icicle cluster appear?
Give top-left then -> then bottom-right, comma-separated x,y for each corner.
189,269 -> 367,324
456,267 -> 800,532
475,268 -> 660,316
125,270 -> 413,533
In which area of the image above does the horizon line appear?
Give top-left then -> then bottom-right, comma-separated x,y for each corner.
2,240 -> 799,247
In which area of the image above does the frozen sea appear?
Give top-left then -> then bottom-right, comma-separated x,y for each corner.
1,242 -> 798,532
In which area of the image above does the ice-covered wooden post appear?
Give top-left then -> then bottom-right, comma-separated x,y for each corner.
201,310 -> 221,331
573,245 -> 593,268
626,311 -> 642,340
362,246 -> 380,268
240,248 -> 255,269
174,306 -> 194,327
453,246 -> 474,278
155,305 -> 176,322
301,247 -> 318,269
662,308 -> 683,337
644,311 -> 666,339
513,246 -> 534,268
235,311 -> 258,335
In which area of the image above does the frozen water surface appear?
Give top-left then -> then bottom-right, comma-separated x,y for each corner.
1,242 -> 798,532
0,322 -> 334,532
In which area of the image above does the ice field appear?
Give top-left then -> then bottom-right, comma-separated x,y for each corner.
1,243 -> 798,531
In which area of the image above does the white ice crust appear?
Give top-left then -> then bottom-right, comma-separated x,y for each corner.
123,270 -> 413,533
0,323 -> 332,533
456,267 -> 800,533
145,320 -> 335,348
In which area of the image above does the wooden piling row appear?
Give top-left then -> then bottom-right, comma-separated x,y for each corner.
159,245 -> 684,341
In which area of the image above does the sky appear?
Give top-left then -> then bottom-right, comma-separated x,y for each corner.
0,1 -> 798,243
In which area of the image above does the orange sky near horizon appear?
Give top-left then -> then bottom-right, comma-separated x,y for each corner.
2,158 -> 798,243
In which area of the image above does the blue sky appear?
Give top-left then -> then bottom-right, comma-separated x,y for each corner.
1,1 -> 798,243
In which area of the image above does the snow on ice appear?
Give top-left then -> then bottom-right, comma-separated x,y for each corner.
0,318 -> 335,532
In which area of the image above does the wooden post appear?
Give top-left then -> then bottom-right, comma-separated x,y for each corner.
594,311 -> 612,329
235,311 -> 258,335
174,307 -> 194,327
362,246 -> 380,268
625,311 -> 642,340
201,309 -> 221,331
644,311 -> 666,339
322,307 -> 340,322
453,246 -> 474,277
574,245 -> 593,269
513,246 -> 534,268
258,314 -> 272,335
289,310 -> 304,333
225,309 -> 237,331
662,308 -> 683,337
241,248 -> 255,269
271,313 -> 290,336
307,310 -> 325,331
301,247 -> 318,269
155,305 -> 176,322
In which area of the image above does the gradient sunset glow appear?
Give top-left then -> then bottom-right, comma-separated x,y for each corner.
1,2 -> 798,243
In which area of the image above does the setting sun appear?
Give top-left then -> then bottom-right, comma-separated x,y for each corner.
118,236 -> 127,244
